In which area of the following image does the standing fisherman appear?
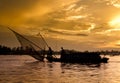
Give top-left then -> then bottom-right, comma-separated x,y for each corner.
60,47 -> 66,61
60,47 -> 65,56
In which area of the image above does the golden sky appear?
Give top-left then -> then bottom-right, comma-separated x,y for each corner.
1,0 -> 120,51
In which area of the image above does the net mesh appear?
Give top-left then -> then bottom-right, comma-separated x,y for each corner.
9,28 -> 47,61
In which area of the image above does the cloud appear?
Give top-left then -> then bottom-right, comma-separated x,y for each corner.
43,28 -> 88,36
106,0 -> 120,8
0,0 -> 79,26
0,0 -> 40,26
1,0 -> 120,50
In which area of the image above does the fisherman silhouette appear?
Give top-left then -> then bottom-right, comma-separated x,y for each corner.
46,47 -> 53,61
60,47 -> 66,61
60,47 -> 65,56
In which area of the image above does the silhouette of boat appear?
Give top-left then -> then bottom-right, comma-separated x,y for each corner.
47,51 -> 109,63
8,27 -> 109,63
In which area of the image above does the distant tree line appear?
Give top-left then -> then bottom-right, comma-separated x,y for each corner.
0,45 -> 59,55
1,45 -> 120,56
0,45 -> 31,55
0,45 -> 11,55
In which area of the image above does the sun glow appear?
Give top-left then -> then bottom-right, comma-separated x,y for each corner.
109,16 -> 120,28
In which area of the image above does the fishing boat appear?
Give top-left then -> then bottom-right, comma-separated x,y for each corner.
47,50 -> 109,63
8,27 -> 109,63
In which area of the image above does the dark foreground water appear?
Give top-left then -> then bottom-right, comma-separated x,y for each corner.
0,55 -> 120,83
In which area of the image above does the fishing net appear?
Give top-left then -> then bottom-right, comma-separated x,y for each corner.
9,28 -> 47,61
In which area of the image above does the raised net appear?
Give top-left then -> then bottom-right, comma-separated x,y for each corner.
9,28 -> 47,61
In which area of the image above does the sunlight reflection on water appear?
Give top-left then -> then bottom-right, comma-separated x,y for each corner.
0,55 -> 120,83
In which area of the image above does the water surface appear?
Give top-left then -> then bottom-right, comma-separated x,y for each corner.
0,55 -> 120,83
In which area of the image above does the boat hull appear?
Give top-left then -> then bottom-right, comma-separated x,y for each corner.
47,52 -> 109,63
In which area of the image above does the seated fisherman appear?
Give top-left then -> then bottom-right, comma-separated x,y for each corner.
47,47 -> 53,60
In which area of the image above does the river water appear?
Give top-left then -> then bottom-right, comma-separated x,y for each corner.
0,55 -> 120,83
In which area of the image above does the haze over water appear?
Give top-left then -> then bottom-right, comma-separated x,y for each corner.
0,55 -> 120,83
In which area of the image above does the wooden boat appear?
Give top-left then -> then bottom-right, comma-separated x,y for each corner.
47,51 -> 109,63
9,27 -> 109,63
